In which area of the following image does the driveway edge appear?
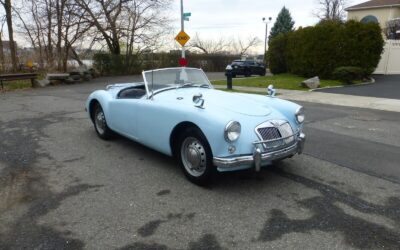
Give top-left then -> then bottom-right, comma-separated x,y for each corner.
309,77 -> 375,92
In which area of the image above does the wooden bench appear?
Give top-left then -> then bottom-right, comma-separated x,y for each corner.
0,73 -> 38,89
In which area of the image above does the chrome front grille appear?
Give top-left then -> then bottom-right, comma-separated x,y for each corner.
255,120 -> 295,150
257,127 -> 281,140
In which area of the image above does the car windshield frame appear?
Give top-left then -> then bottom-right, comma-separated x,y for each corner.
142,67 -> 212,99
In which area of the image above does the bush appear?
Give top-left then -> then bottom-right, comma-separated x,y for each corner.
267,34 -> 288,74
332,66 -> 364,84
267,20 -> 384,79
93,53 -> 141,75
93,52 -> 239,76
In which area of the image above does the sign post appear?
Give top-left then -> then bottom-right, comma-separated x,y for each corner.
175,0 -> 191,66
180,0 -> 185,59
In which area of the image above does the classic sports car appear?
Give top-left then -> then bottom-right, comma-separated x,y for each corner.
86,67 -> 305,185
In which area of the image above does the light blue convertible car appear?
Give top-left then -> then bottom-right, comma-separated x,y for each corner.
86,67 -> 305,185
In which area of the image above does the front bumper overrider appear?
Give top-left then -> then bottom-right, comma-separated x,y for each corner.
213,133 -> 306,171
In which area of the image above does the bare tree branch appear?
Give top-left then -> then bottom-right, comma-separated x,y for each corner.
232,36 -> 261,56
314,0 -> 348,21
189,33 -> 232,54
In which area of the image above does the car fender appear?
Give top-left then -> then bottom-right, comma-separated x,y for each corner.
86,90 -> 113,125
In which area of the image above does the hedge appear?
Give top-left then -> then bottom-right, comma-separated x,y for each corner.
332,66 -> 365,84
93,52 -> 238,76
268,20 -> 384,79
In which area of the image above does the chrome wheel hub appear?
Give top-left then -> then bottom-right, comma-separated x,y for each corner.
181,137 -> 207,177
95,109 -> 106,135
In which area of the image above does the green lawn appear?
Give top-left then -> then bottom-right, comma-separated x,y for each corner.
211,73 -> 347,91
1,80 -> 33,91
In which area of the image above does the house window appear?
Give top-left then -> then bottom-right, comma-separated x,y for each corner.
360,15 -> 379,24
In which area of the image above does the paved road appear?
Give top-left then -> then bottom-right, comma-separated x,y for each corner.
315,75 -> 400,100
1,78 -> 400,249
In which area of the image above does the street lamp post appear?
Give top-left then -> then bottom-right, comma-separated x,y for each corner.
262,17 -> 272,64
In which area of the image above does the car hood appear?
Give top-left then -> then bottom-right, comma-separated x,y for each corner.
157,88 -> 272,117
204,89 -> 271,116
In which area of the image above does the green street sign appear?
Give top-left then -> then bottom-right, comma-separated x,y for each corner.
183,12 -> 191,17
184,17 -> 190,21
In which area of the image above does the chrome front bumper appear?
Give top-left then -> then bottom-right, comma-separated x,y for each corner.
213,133 -> 306,171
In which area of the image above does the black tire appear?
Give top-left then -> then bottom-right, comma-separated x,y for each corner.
177,127 -> 215,186
259,70 -> 266,76
93,103 -> 114,140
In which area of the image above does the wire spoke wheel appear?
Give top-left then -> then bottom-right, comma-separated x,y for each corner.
92,103 -> 113,140
95,107 -> 106,135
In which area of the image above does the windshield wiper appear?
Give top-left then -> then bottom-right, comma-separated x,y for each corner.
179,83 -> 210,89
180,83 -> 196,88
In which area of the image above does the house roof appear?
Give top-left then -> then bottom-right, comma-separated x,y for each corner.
346,0 -> 400,11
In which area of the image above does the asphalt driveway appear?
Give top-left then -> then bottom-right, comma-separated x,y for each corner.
315,75 -> 400,99
1,77 -> 400,249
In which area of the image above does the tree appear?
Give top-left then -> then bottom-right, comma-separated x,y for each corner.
232,36 -> 261,56
0,0 -> 18,71
269,7 -> 295,41
385,19 -> 400,39
75,0 -> 123,55
75,0 -> 171,57
189,33 -> 232,54
315,0 -> 348,21
0,21 -> 5,71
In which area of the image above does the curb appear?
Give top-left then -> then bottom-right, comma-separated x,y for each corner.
309,77 -> 375,92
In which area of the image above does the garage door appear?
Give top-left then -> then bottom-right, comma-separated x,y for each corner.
375,40 -> 400,75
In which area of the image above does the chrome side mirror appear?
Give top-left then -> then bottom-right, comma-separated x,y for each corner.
267,84 -> 276,97
193,93 -> 205,109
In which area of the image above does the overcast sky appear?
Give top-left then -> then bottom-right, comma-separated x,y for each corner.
169,0 -> 367,53
7,0 -> 368,53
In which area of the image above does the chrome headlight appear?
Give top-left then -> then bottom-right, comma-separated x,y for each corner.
295,107 -> 305,124
224,121 -> 241,142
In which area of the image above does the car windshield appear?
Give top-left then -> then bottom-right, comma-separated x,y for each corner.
143,68 -> 211,96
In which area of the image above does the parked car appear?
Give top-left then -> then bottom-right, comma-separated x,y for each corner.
86,67 -> 305,185
227,60 -> 266,77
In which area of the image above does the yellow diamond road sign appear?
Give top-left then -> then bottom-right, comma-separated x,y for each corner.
175,31 -> 190,47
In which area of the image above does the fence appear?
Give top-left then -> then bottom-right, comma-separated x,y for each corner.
374,40 -> 400,75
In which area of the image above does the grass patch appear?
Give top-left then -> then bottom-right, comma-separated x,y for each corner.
2,80 -> 33,90
211,73 -> 348,91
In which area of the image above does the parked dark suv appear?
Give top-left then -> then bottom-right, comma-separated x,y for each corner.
228,60 -> 266,77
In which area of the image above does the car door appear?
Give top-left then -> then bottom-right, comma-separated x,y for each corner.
248,61 -> 257,74
134,98 -> 177,156
108,99 -> 142,140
